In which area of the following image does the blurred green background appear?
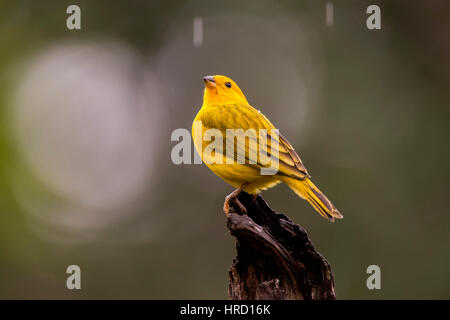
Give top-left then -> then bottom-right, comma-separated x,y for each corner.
0,0 -> 449,299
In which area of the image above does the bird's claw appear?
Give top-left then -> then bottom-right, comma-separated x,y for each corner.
224,184 -> 249,216
224,195 -> 248,216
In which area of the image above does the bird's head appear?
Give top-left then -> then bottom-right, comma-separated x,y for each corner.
202,75 -> 249,106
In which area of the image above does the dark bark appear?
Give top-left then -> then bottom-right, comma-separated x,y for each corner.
227,192 -> 336,300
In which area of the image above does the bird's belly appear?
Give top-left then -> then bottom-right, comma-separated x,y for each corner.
206,163 -> 280,194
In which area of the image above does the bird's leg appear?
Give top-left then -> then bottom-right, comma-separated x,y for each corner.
224,183 -> 249,216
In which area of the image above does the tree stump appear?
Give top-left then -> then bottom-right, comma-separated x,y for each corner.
227,192 -> 336,300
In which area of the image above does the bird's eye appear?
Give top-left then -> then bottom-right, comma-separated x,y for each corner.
225,82 -> 232,88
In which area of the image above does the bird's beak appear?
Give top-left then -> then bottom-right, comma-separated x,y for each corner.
203,76 -> 216,89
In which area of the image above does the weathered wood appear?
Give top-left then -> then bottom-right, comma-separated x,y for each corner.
227,192 -> 336,300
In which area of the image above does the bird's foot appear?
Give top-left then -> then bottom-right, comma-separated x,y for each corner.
224,183 -> 249,216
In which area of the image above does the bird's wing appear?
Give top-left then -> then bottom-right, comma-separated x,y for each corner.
198,104 -> 309,180
272,131 -> 310,179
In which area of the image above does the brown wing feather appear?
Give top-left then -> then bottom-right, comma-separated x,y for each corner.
277,132 -> 310,178
261,131 -> 309,180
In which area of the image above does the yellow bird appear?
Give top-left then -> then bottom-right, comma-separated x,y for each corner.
192,75 -> 343,222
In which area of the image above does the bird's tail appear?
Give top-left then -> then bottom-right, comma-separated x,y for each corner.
282,177 -> 343,222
